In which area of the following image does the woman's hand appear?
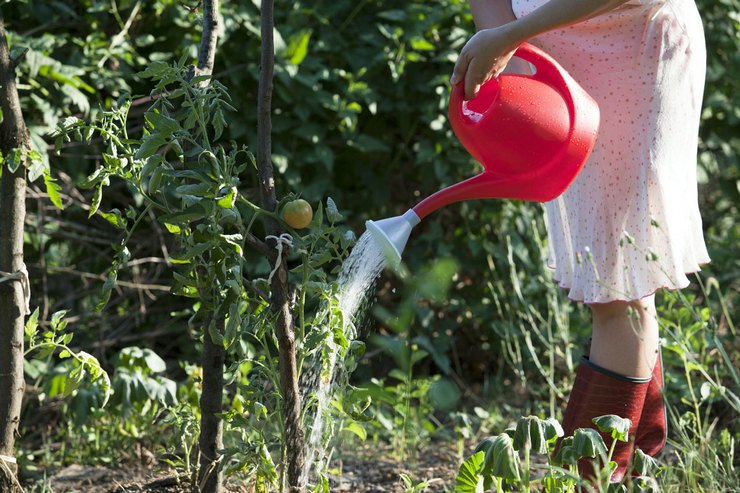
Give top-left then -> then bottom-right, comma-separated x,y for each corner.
452,0 -> 631,100
450,26 -> 521,100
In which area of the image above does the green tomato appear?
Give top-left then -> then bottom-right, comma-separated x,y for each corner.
282,199 -> 313,229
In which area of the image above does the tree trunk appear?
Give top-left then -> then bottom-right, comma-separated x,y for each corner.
198,319 -> 225,493
190,2 -> 226,493
0,13 -> 30,493
256,1 -> 305,490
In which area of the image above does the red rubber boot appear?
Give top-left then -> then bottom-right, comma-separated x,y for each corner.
634,351 -> 667,456
584,338 -> 667,458
562,357 -> 651,482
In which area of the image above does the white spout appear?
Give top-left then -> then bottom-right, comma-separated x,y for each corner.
365,209 -> 421,266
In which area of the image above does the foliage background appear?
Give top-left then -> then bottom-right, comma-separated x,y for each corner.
2,0 -> 738,486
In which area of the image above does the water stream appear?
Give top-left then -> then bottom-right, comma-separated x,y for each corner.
300,230 -> 388,486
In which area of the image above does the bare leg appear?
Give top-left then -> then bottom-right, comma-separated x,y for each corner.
588,295 -> 660,379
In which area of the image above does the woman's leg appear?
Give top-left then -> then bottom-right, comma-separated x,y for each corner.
588,294 -> 660,379
559,295 -> 662,480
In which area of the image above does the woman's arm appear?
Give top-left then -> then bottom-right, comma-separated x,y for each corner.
453,0 -> 630,99
469,1 -> 533,74
469,0 -> 518,29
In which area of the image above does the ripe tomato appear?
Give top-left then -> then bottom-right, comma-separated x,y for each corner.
282,199 -> 313,229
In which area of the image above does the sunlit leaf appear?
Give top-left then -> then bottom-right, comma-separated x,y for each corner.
216,185 -> 237,209
454,451 -> 485,493
343,422 -> 367,441
25,307 -> 39,340
593,415 -> 631,443
98,209 -> 127,229
283,29 -> 312,65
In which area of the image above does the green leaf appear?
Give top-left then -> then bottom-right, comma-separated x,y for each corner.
175,182 -> 213,197
27,148 -> 47,182
96,271 -> 117,312
343,422 -> 367,441
79,167 -> 105,189
158,203 -> 208,225
189,74 -> 212,86
98,209 -> 127,229
593,415 -> 631,443
89,184 -> 103,218
138,60 -> 171,79
142,348 -> 167,373
513,415 -> 549,455
168,241 -> 215,264
212,108 -> 226,140
135,133 -> 168,160
416,258 -> 457,302
454,451 -> 485,493
543,417 -> 564,444
476,433 -> 521,481
427,377 -> 460,412
378,10 -> 406,22
326,197 -> 343,223
145,111 -> 181,137
573,428 -> 607,459
632,448 -> 658,477
208,323 -> 225,346
410,37 -> 435,51
224,302 -> 241,347
24,307 -> 40,341
163,222 -> 182,234
216,186 -> 237,209
553,436 -> 577,466
6,148 -> 22,173
283,29 -> 313,65
50,310 -> 68,330
632,476 -> 660,492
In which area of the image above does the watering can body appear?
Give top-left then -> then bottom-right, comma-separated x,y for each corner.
413,42 -> 600,219
367,43 -> 600,264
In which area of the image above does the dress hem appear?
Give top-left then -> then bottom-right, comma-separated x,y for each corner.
548,260 -> 711,305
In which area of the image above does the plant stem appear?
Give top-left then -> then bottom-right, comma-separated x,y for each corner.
256,0 -> 305,489
187,2 -> 224,492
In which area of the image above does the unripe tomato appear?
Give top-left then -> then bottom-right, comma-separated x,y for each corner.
282,199 -> 313,229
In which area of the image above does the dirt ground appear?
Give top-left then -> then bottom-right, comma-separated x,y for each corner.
30,443 -> 461,492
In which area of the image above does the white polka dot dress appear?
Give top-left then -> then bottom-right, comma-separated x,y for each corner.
511,0 -> 710,303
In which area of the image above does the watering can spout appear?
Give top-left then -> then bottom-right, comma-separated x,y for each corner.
365,209 -> 421,265
365,42 -> 600,265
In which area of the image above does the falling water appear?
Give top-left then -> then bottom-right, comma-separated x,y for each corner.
300,230 -> 387,486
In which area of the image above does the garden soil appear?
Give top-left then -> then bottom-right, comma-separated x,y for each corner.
36,442 -> 461,492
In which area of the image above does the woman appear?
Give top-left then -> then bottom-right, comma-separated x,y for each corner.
452,0 -> 709,481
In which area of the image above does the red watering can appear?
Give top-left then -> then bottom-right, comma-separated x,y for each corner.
367,43 -> 600,265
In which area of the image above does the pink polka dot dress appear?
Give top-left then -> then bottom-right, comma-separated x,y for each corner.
511,0 -> 710,303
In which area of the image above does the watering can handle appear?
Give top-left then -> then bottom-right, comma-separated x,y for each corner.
448,43 -> 576,128
512,42 -> 576,128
